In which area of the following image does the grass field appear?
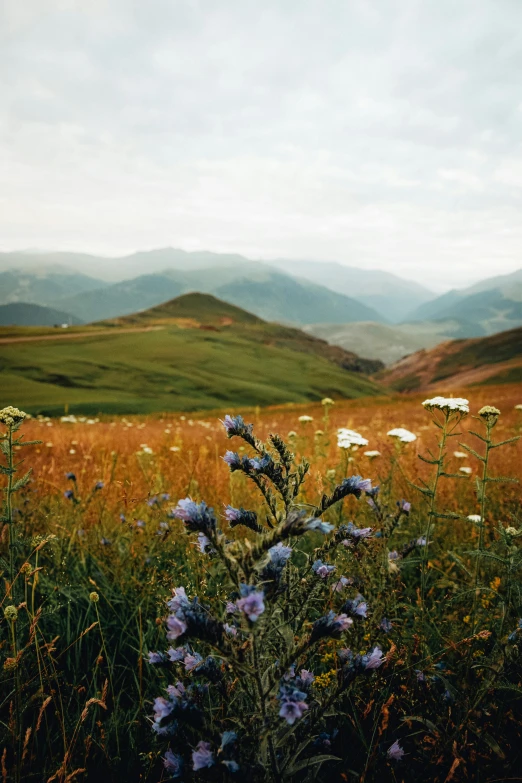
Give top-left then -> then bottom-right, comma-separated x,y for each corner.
1,384 -> 522,782
0,295 -> 383,416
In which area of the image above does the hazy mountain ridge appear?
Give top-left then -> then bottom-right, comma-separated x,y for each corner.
0,302 -> 83,326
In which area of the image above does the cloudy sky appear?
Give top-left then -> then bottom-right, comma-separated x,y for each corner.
2,0 -> 522,290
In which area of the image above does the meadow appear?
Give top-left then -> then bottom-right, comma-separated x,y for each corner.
1,383 -> 522,782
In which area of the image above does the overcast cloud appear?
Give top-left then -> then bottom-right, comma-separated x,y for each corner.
1,0 -> 522,289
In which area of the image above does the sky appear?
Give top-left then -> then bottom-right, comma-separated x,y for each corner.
1,0 -> 522,291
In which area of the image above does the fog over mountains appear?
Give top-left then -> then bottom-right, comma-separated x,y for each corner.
1,249 -> 521,364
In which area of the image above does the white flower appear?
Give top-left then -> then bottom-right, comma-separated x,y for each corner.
459,466 -> 472,475
422,396 -> 469,414
337,428 -> 369,448
321,397 -> 334,406
387,427 -> 417,443
364,450 -> 381,458
467,515 -> 481,523
169,446 -> 180,452
515,404 -> 522,411
453,451 -> 467,459
298,415 -> 313,423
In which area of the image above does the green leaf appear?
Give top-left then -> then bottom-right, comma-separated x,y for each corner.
401,715 -> 440,735
11,469 -> 32,492
418,454 -> 439,465
285,754 -> 341,777
458,443 -> 485,462
480,732 -> 506,760
485,476 -> 519,484
491,436 -> 520,449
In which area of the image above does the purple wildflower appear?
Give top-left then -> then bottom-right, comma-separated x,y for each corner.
224,623 -> 237,636
380,617 -> 393,633
312,560 -> 336,579
236,584 -> 265,622
387,740 -> 405,761
310,611 -> 353,642
167,681 -> 186,699
153,696 -> 174,723
397,499 -> 411,514
298,669 -> 315,687
94,481 -> 104,491
305,518 -> 334,534
167,587 -> 190,613
221,414 -> 253,439
225,505 -> 260,532
119,513 -> 126,523
100,537 -> 111,546
184,652 -> 203,671
222,451 -> 244,471
136,519 -> 145,529
192,741 -> 214,771
163,749 -> 183,777
166,616 -> 188,641
332,575 -> 352,592
65,472 -> 76,481
64,489 -> 74,500
362,646 -> 385,670
341,594 -> 368,619
197,532 -> 211,553
147,651 -> 166,665
226,601 -> 237,614
343,522 -> 373,541
172,497 -> 216,537
167,646 -> 189,662
278,684 -> 309,725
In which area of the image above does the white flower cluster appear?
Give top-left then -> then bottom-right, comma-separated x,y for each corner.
337,428 -> 369,448
422,396 -> 469,414
387,427 -> 417,443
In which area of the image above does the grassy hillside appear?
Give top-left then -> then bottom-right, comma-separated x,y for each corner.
376,326 -> 522,391
0,294 -> 385,415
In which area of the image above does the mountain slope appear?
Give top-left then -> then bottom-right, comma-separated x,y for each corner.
376,326 -> 522,392
0,293 -> 385,416
273,260 -> 435,322
55,267 -> 384,325
408,269 -> 522,335
0,302 -> 83,326
0,268 -> 109,306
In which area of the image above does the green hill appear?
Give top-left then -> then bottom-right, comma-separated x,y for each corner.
0,293 -> 385,416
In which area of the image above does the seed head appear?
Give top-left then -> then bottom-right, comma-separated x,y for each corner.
4,605 -> 18,622
89,591 -> 100,603
478,405 -> 501,424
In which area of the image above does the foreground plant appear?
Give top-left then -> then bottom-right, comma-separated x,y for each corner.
148,415 -> 392,781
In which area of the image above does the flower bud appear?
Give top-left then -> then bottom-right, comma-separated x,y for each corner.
4,605 -> 18,622
89,592 -> 100,603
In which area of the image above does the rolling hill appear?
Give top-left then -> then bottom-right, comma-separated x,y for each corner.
0,268 -> 108,306
0,293 -> 385,416
0,302 -> 82,326
376,326 -> 522,392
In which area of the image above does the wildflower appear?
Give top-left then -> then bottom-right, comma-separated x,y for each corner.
299,415 -> 313,423
223,450 -> 249,471
197,532 -> 212,553
172,497 -> 216,537
505,526 -> 519,537
4,606 -> 17,622
332,575 -> 351,592
268,542 -> 293,565
387,740 -> 405,761
312,559 -> 336,579
64,490 -> 74,500
153,696 -> 175,723
167,646 -> 189,662
337,428 -> 369,448
184,652 -> 203,671
224,623 -> 237,636
459,466 -> 472,475
94,481 -> 104,491
387,427 -> 417,443
364,450 -> 381,458
236,585 -> 265,622
248,454 -> 274,474
362,646 -> 385,670
397,499 -> 411,514
287,430 -> 297,438
305,518 -> 334,534
192,741 -> 214,771
416,536 -> 427,546
467,514 -> 481,523
89,592 -> 99,603
100,537 -> 111,546
454,451 -> 467,458
136,520 -> 145,529
163,749 -> 183,777
380,617 -> 393,633
221,414 -> 254,438
225,601 -> 237,614
342,522 -> 373,542
310,611 -> 353,642
148,651 -> 166,665
515,404 -> 522,411
166,616 -> 188,641
65,472 -> 76,481
321,397 -> 334,406
478,405 -> 501,423
329,476 -> 373,508
0,406 -> 26,426
341,594 -> 368,619
224,505 -> 261,532
422,396 -> 469,414
278,684 -> 309,725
